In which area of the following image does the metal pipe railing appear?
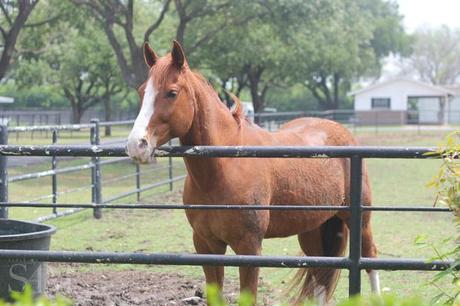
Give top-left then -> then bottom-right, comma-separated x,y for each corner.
0,144 -> 439,158
0,131 -> 453,299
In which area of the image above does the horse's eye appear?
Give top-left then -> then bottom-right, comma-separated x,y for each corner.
166,90 -> 177,99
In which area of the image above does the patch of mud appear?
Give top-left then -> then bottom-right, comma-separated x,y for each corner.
47,268 -> 238,306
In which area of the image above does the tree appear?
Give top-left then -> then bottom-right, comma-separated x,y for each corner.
16,16 -> 126,124
196,1 -> 327,112
72,0 -> 256,89
0,0 -> 39,81
289,0 -> 410,110
197,23 -> 286,113
70,0 -> 171,88
405,26 -> 460,85
52,29 -> 124,124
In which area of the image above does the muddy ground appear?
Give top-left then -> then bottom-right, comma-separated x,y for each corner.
47,266 -> 243,306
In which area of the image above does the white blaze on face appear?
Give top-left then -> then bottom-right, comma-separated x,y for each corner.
126,78 -> 157,163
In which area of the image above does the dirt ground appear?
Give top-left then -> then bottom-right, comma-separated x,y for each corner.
47,266 -> 242,306
45,191 -> 271,306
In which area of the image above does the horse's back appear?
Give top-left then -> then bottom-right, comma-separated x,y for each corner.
276,117 -> 358,146
277,116 -> 372,206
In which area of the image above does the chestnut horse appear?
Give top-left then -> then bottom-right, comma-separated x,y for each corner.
126,41 -> 380,304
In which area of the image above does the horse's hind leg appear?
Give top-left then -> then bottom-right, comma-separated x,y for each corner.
361,213 -> 380,294
297,229 -> 328,304
360,167 -> 381,294
193,232 -> 227,292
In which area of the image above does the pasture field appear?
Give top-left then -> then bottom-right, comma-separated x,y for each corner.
8,157 -> 186,220
5,128 -> 457,304
7,125 -> 132,145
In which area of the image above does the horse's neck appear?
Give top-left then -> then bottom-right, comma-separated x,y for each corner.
181,89 -> 241,146
180,83 -> 242,191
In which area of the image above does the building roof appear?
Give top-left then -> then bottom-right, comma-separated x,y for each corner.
348,78 -> 455,97
0,96 -> 14,104
442,84 -> 460,95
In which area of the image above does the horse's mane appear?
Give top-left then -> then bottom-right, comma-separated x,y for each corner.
187,69 -> 246,125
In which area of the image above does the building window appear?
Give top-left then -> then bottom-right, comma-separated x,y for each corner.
371,98 -> 391,109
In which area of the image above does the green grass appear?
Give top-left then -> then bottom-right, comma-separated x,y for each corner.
8,156 -> 186,220
5,128 -> 459,303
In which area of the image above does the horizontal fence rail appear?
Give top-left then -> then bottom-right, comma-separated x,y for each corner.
0,141 -> 454,299
0,202 -> 452,212
0,144 -> 440,158
0,250 -> 453,271
1,121 -> 184,222
8,123 -> 94,132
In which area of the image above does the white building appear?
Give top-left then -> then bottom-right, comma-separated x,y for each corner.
348,78 -> 460,125
0,96 -> 14,113
0,96 -> 13,104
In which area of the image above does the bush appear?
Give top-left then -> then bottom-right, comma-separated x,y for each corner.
423,131 -> 460,305
0,285 -> 71,306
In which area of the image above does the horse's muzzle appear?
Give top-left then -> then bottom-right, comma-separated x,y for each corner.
126,135 -> 156,164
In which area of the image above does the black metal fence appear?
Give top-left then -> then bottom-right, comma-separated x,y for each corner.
0,141 -> 455,297
0,109 -> 138,127
1,121 -> 186,222
254,110 -> 460,134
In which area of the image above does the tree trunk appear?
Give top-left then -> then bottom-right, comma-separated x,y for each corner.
176,21 -> 186,46
71,104 -> 83,124
332,73 -> 340,110
0,1 -> 38,81
249,84 -> 264,112
103,93 -> 112,136
247,66 -> 265,114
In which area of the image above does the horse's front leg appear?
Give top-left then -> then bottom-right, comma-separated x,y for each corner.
230,234 -> 263,302
193,232 -> 227,293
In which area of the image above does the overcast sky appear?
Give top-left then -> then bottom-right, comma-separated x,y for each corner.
397,0 -> 460,32
378,0 -> 460,79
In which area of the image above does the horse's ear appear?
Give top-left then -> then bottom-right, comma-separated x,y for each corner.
143,42 -> 158,68
171,40 -> 186,69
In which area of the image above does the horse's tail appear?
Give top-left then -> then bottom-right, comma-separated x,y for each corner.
289,216 -> 349,304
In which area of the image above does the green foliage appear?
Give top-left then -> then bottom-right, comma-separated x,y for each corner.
266,84 -> 319,111
286,0 -> 410,109
428,131 -> 460,210
406,26 -> 460,85
0,285 -> 71,306
0,83 -> 66,109
205,284 -> 255,306
206,284 -> 423,306
424,131 -> 460,304
336,294 -> 423,306
1,0 -> 412,114
11,0 -> 129,123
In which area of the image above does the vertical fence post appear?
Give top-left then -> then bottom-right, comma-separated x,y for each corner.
16,115 -> 19,141
168,140 -> 173,191
136,164 -> 141,202
374,112 -> 379,135
45,115 -> 49,138
348,156 -> 363,296
31,114 -> 35,140
51,129 -> 58,214
90,119 -> 102,219
0,123 -> 8,219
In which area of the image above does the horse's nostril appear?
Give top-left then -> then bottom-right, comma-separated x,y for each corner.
138,138 -> 148,149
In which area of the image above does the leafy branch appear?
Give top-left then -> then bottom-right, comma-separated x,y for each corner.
425,131 -> 460,304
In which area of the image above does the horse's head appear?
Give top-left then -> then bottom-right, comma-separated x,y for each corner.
127,41 -> 194,163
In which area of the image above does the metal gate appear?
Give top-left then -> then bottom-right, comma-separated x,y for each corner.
0,128 -> 454,297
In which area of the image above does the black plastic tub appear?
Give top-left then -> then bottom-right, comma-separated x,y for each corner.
0,219 -> 56,300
